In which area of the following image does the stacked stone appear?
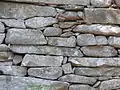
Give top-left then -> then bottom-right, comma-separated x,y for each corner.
0,0 -> 120,90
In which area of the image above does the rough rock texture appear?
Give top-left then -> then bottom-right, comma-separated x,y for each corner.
62,63 -> 73,74
0,22 -> 5,32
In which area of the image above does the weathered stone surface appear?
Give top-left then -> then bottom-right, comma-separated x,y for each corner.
0,44 -> 9,51
100,79 -> 120,90
22,54 -> 63,66
91,0 -> 112,7
25,17 -> 58,28
48,36 -> 76,47
44,27 -> 62,36
77,11 -> 84,19
0,52 -> 14,61
28,67 -> 62,79
73,24 -> 120,36
0,19 -> 25,28
85,8 -> 120,24
62,63 -> 73,74
81,46 -> 117,57
59,22 -> 76,29
0,76 -> 69,90
115,0 -> 120,7
0,66 -> 26,76
108,36 -> 120,48
0,22 -> 5,33
0,2 -> 56,19
74,67 -> 120,76
5,28 -> 47,45
13,55 -> 23,65
0,61 -> 12,66
69,57 -> 120,67
59,74 -> 96,85
96,36 -> 108,45
69,85 -> 96,90
77,34 -> 96,46
10,45 -> 83,56
0,34 -> 5,44
61,32 -> 74,37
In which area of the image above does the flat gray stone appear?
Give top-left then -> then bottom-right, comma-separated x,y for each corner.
0,52 -> 14,61
0,2 -> 56,19
69,85 -> 96,90
0,44 -> 9,51
59,74 -> 96,85
73,24 -> 120,36
28,67 -> 62,80
22,54 -> 63,66
5,28 -> 47,45
0,66 -> 26,76
77,34 -> 96,46
48,36 -> 76,47
25,17 -> 58,28
0,34 -> 5,44
44,27 -> 62,36
61,32 -> 74,37
74,67 -> 120,76
0,22 -> 5,33
10,45 -> 83,56
62,63 -> 73,74
85,8 -> 120,24
13,55 -> 23,65
91,0 -> 112,7
96,36 -> 108,45
69,57 -> 120,67
81,46 -> 117,57
59,22 -> 77,29
0,61 -> 12,66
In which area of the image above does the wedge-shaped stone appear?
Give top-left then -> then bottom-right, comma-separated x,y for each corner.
59,74 -> 96,85
85,8 -> 120,24
100,79 -> 120,90
0,2 -> 56,19
73,24 -> 120,36
69,57 -> 120,67
0,76 -> 69,90
22,54 -> 63,66
28,67 -> 62,79
48,36 -> 76,47
81,46 -> 117,57
25,17 -> 58,28
10,45 -> 83,57
5,28 -> 47,45
74,67 -> 120,76
0,66 -> 26,76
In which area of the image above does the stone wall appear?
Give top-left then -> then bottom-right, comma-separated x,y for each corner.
0,0 -> 120,90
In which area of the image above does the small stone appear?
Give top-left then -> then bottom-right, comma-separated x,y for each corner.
22,54 -> 63,67
44,27 -> 62,36
56,8 -> 65,13
25,17 -> 58,28
0,22 -> 5,33
59,74 -> 96,85
0,44 -> 9,51
0,34 -> 5,44
61,32 -> 74,37
77,34 -> 96,46
59,22 -> 76,29
13,55 -> 23,65
62,57 -> 68,64
28,67 -> 62,80
93,81 -> 101,88
77,11 -> 84,19
81,46 -> 117,57
62,63 -> 73,74
96,36 -> 108,45
69,85 -> 96,90
48,36 -> 76,47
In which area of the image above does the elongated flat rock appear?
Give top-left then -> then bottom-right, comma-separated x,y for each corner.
22,54 -> 63,66
68,57 -> 120,67
73,24 -> 120,36
10,45 -> 83,57
5,28 -> 47,45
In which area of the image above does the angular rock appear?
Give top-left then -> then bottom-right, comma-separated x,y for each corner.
73,24 -> 120,36
0,66 -> 26,76
5,28 -> 47,45
44,27 -> 62,36
48,36 -> 76,47
77,34 -> 96,46
69,57 -> 120,67
13,55 -> 23,65
0,19 -> 25,28
59,74 -> 96,85
91,0 -> 112,7
22,54 -> 63,66
74,67 -> 120,76
28,67 -> 62,79
69,85 -> 96,90
0,22 -> 5,32
85,8 -> 120,24
62,63 -> 73,74
25,17 -> 57,28
96,36 -> 108,45
100,79 -> 120,90
0,2 -> 56,19
10,45 -> 83,56
81,46 -> 117,57
0,34 -> 5,44
59,22 -> 76,29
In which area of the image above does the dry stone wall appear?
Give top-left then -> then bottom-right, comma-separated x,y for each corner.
0,0 -> 120,90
